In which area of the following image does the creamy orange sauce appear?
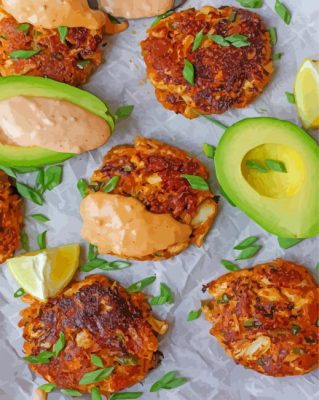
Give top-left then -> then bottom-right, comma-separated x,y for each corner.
0,96 -> 111,154
99,0 -> 174,19
80,192 -> 192,258
2,0 -> 106,29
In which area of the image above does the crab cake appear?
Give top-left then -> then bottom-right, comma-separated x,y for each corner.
141,6 -> 273,118
0,170 -> 23,263
19,274 -> 168,396
202,259 -> 319,377
89,136 -> 218,260
0,7 -> 104,86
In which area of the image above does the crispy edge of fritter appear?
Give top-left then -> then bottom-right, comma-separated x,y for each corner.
0,171 -> 23,263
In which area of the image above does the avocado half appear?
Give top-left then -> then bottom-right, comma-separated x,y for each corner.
0,76 -> 115,167
215,117 -> 319,238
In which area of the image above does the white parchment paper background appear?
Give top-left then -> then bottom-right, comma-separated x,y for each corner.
0,1 -> 318,399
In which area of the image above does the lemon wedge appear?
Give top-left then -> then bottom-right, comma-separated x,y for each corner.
6,244 -> 80,301
294,59 -> 319,128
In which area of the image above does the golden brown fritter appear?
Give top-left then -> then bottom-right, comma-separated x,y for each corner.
0,8 -> 104,86
0,170 -> 23,263
19,274 -> 168,395
202,259 -> 319,376
91,136 -> 218,260
141,6 -> 273,118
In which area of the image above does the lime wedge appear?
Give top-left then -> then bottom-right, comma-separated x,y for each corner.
6,244 -> 80,301
294,59 -> 319,128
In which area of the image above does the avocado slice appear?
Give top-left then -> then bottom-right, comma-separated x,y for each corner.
0,76 -> 115,167
215,117 -> 319,238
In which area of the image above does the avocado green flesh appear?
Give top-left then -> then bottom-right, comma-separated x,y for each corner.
215,117 -> 319,238
0,76 -> 115,167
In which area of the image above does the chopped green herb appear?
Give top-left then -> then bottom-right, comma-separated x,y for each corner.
235,0 -> 263,8
20,230 -> 30,252
38,383 -> 56,393
79,367 -> 114,385
77,178 -> 89,198
14,288 -> 25,298
91,354 -> 105,368
127,276 -> 156,293
316,263 -> 319,271
110,393 -> 143,400
291,324 -> 301,335
150,371 -> 188,392
206,34 -> 230,47
235,245 -> 261,260
9,49 -> 41,59
14,166 -> 41,174
117,356 -> 138,365
221,260 -> 240,271
115,105 -> 134,119
192,29 -> 205,52
217,293 -> 230,304
285,91 -> 295,104
246,160 -> 268,173
76,60 -> 91,69
228,12 -> 237,22
103,176 -> 119,193
37,231 -> 47,250
226,34 -> 250,47
203,143 -> 216,159
265,159 -> 287,173
88,244 -> 98,261
91,387 -> 102,400
149,283 -> 174,306
275,0 -> 292,25
277,237 -> 304,249
243,319 -> 255,327
24,351 -> 54,364
183,59 -> 195,85
35,168 -> 45,193
234,236 -> 259,250
44,165 -> 63,191
181,174 -> 209,191
273,52 -> 283,60
53,332 -> 66,357
16,182 -> 44,205
292,348 -> 304,355
61,389 -> 82,397
30,214 -> 50,222
57,26 -> 68,43
187,309 -> 202,321
0,165 -> 16,178
16,23 -> 31,33
80,258 -> 131,272
151,10 -> 174,27
268,27 -> 277,46
195,112 -> 228,129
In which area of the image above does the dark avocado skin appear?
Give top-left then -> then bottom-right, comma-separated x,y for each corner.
0,76 -> 115,167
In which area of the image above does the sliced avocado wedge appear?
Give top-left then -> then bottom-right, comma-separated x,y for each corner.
0,76 -> 115,167
215,117 -> 319,238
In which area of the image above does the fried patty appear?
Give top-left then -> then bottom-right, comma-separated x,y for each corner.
141,6 -> 273,118
0,8 -> 104,86
91,136 -> 218,260
19,274 -> 168,395
0,170 -> 23,263
202,259 -> 319,376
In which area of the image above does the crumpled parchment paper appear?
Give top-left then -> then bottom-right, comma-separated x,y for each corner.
0,1 -> 318,399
